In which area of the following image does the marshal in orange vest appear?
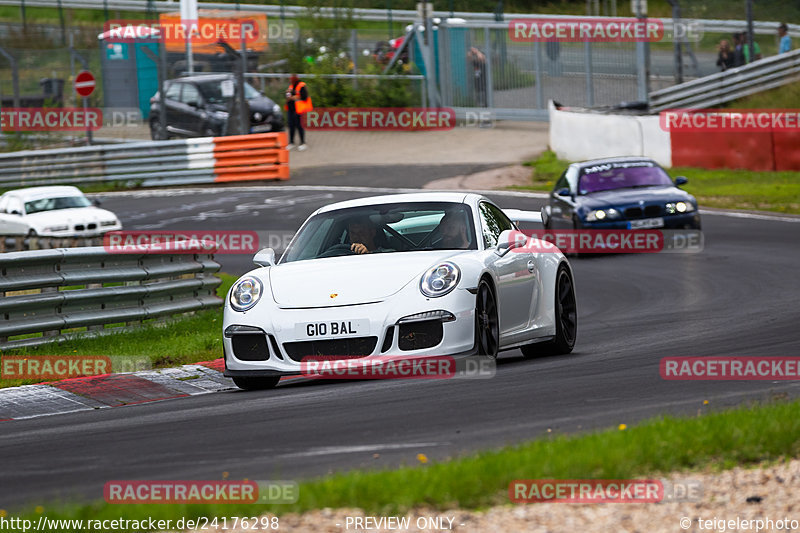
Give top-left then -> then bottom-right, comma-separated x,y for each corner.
285,81 -> 313,114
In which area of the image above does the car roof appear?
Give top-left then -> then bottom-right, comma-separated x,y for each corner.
315,192 -> 483,214
571,156 -> 659,170
2,186 -> 84,201
170,74 -> 232,84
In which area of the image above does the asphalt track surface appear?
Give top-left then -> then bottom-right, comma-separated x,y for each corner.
2,182 -> 800,510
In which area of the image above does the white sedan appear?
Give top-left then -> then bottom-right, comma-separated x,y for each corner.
223,192 -> 577,390
0,186 -> 121,237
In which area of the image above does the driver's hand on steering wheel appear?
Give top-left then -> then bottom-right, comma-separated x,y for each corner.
350,243 -> 369,254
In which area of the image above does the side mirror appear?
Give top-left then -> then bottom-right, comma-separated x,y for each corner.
9,210 -> 21,216
540,206 -> 551,228
187,100 -> 199,108
253,247 -> 276,267
675,176 -> 688,186
92,198 -> 102,207
495,229 -> 527,257
555,187 -> 571,197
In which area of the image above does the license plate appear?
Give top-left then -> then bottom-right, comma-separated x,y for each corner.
628,217 -> 664,229
296,319 -> 369,339
251,124 -> 273,133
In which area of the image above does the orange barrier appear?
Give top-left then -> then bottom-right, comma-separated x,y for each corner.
772,131 -> 800,171
211,132 -> 289,182
671,131 -> 775,171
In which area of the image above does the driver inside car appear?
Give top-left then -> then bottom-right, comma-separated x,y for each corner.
347,216 -> 393,254
435,210 -> 472,249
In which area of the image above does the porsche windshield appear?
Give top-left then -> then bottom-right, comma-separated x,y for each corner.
578,162 -> 673,194
281,202 -> 477,263
24,195 -> 92,214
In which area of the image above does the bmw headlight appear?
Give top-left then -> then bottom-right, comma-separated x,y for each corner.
44,225 -> 69,232
585,208 -> 621,222
666,201 -> 695,214
420,262 -> 460,298
230,276 -> 263,311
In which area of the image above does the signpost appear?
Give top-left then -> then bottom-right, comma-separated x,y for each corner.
74,70 -> 95,144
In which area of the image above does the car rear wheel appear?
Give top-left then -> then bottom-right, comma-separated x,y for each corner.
475,278 -> 499,358
521,265 -> 577,358
232,376 -> 280,391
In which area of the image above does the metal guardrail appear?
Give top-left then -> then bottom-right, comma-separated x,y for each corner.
2,0 -> 799,36
0,246 -> 222,350
0,132 -> 288,189
1,236 -> 102,252
649,48 -> 800,112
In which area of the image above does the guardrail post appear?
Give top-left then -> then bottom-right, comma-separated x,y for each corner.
534,40 -> 544,109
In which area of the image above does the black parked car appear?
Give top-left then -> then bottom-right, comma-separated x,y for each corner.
149,74 -> 284,140
541,157 -> 702,230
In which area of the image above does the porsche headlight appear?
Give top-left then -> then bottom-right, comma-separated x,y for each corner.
666,201 -> 695,214
420,262 -> 460,298
230,276 -> 263,311
272,103 -> 281,114
585,208 -> 620,221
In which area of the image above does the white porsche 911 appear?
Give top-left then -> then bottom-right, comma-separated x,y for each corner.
223,193 -> 577,390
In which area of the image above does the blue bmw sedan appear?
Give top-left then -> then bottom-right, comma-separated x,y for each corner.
542,157 -> 702,230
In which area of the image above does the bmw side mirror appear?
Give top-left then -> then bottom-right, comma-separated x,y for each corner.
253,247 -> 276,267
675,176 -> 688,186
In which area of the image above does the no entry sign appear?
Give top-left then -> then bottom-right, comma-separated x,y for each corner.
74,70 -> 96,98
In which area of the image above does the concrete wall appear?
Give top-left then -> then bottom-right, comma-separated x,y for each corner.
548,101 -> 672,167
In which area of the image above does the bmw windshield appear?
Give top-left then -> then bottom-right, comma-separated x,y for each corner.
578,161 -> 673,194
280,202 -> 476,263
24,195 -> 92,214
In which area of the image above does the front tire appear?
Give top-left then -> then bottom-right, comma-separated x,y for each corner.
232,376 -> 280,390
475,278 -> 499,358
521,264 -> 577,358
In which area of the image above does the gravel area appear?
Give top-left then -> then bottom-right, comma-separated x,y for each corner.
183,459 -> 800,532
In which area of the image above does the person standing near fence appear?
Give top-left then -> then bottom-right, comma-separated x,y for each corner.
285,74 -> 312,151
778,23 -> 792,54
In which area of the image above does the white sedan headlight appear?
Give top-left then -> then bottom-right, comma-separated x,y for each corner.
44,225 -> 69,232
230,276 -> 263,311
420,262 -> 460,298
585,208 -> 621,221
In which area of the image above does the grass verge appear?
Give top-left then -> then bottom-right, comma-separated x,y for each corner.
0,274 -> 237,388
517,150 -> 800,214
3,398 -> 800,530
